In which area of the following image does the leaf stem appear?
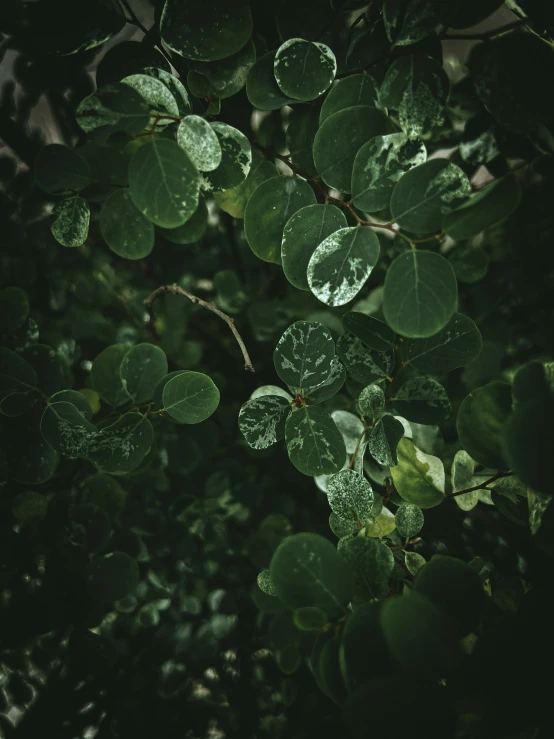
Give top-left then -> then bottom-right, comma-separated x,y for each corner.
144,284 -> 255,372
448,470 -> 513,498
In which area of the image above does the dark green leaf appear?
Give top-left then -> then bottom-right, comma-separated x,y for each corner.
88,552 -> 139,602
393,375 -> 451,424
51,196 -> 90,248
338,536 -> 394,598
273,321 -> 335,392
88,412 -> 154,474
246,50 -> 295,110
0,287 -> 29,334
34,144 -> 90,194
121,73 -> 179,125
162,371 -> 220,423
293,606 -> 328,632
100,189 -> 155,259
141,67 -> 192,116
336,330 -> 393,384
342,312 -> 396,352
383,0 -> 439,46
448,244 -> 488,284
159,198 -> 208,244
200,122 -> 252,193
187,39 -> 256,100
76,83 -> 150,141
177,116 -> 222,172
91,344 -> 132,408
368,414 -> 404,466
286,106 -> 319,177
214,149 -> 277,219
319,74 -> 379,124
40,401 -> 97,456
285,406 -> 346,476
238,395 -> 291,449
403,312 -> 482,373
120,343 -> 168,404
0,346 -> 38,395
274,39 -> 336,102
457,381 -> 512,470
383,250 -> 458,338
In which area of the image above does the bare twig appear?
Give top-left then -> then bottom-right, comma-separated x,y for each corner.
448,470 -> 513,498
145,284 -> 255,372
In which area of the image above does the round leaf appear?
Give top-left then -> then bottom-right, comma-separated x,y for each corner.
392,376 -> 452,425
343,312 -> 396,353
383,250 -> 458,338
34,144 -> 90,194
76,83 -> 150,141
129,138 -> 200,228
200,122 -> 251,193
40,401 -> 97,457
0,346 -> 38,395
100,189 -> 155,259
307,226 -> 380,307
390,437 -> 445,508
177,115 -> 222,172
91,344 -> 131,408
120,343 -> 168,404
403,312 -> 482,374
121,73 -> 180,125
285,405 -> 346,476
239,395 -> 291,450
159,197 -> 208,244
51,196 -> 90,248
274,38 -> 336,102
214,149 -> 277,219
395,503 -> 424,538
327,469 -> 374,523
246,50 -> 295,110
273,320 -> 335,392
88,412 -> 154,474
162,371 -> 220,424
319,74 -> 379,124
383,0 -> 439,46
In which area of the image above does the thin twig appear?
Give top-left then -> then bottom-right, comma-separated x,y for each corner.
118,0 -> 176,71
448,470 -> 513,498
145,284 -> 255,372
348,427 -> 367,470
443,19 -> 526,41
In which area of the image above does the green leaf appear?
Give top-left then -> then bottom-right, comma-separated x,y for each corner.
40,401 -> 97,457
273,321 -> 335,392
162,371 -> 220,424
327,469 -> 374,523
451,450 -> 479,511
238,395 -> 291,449
282,204 -> 347,291
160,0 -> 252,62
159,198 -> 208,244
120,343 -> 168,404
34,144 -> 90,194
383,0 -> 439,46
395,503 -> 424,538
285,406 -> 346,476
358,383 -> 385,421
77,142 -> 128,187
319,74 -> 379,124
128,138 -> 200,228
0,287 -> 29,334
390,437 -> 445,508
390,159 -> 471,234
405,551 -> 426,575
187,38 -> 256,100
141,67 -> 192,116
177,116 -> 222,172
51,196 -> 90,248
383,250 -> 458,338
330,410 -> 365,455
338,536 -> 394,598
91,344 -> 132,408
443,174 -> 521,240
246,50 -> 295,110
274,38 -> 336,102
100,189 -> 155,260
368,415 -> 404,467
392,376 -> 452,425
305,358 -> 346,404
342,312 -> 396,353
378,55 -> 449,139
403,312 -> 482,374
257,569 -> 278,596
120,73 -> 180,125
307,227 -> 380,307
336,330 -> 393,384
12,490 -> 49,524
88,412 -> 154,474
200,122 -> 252,193
286,107 -> 319,177
456,381 -> 512,470
88,552 -> 139,602
0,346 -> 38,395
293,606 -> 328,632
313,105 -> 394,192
352,133 -> 426,213
245,175 -> 316,264
276,645 -> 302,674
76,83 -> 150,141
448,244 -> 488,285
269,532 -> 353,616
214,149 -> 277,219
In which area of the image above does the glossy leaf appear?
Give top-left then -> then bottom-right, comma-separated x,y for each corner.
319,74 -> 379,124
100,189 -> 155,260
214,149 -> 277,219
392,376 -> 452,425
383,250 -> 458,338
403,312 -> 482,374
358,383 -> 385,421
285,405 -> 346,476
368,415 -> 404,467
141,67 -> 192,116
162,371 -> 220,424
273,321 -> 335,392
327,469 -> 374,523
238,395 -> 291,449
187,39 -> 255,100
390,437 -> 445,508
274,38 -> 336,102
307,227 -> 380,307
121,73 -> 179,125
286,107 -> 319,177
336,330 -> 393,384
245,176 -> 316,264
201,122 -> 251,193
246,50 -> 295,110
177,116 -> 222,172
342,312 -> 396,353
75,83 -> 150,141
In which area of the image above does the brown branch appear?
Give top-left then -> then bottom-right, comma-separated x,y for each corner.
448,470 -> 513,498
145,284 -> 255,372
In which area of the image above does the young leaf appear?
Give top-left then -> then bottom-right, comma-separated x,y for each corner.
390,159 -> 471,234
395,503 -> 424,538
378,55 -> 449,139
285,405 -> 346,476
160,0 -> 253,62
307,226 -> 380,307
351,133 -> 426,213
201,122 -> 252,193
451,449 -> 479,511
342,312 -> 396,353
120,343 -> 168,404
282,204 -> 347,291
368,415 -> 404,466
88,412 -> 154,474
177,116 -> 222,172
390,437 -> 445,508
319,74 -> 379,124
238,395 -> 291,449
273,321 -> 335,392
245,176 -> 316,264
274,38 -> 336,102
358,384 -> 385,421
443,174 -> 521,241
392,376 -> 452,425
51,196 -> 90,248
405,551 -> 426,575
313,105 -> 394,192
100,189 -> 155,260
270,532 -> 353,615
162,371 -> 220,424
383,250 -> 458,338
327,469 -> 375,523
403,312 -> 482,374
34,144 -> 90,194
128,138 -> 200,228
